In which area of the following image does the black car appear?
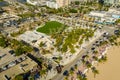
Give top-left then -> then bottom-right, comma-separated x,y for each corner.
114,30 -> 120,35
91,47 -> 95,50
9,50 -> 15,55
4,75 -> 11,80
103,32 -> 109,37
52,57 -> 58,60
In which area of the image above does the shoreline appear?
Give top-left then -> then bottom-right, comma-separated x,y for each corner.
87,45 -> 120,80
66,41 -> 111,80
82,44 -> 111,74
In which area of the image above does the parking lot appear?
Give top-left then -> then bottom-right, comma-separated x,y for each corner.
0,48 -> 18,66
0,55 -> 37,80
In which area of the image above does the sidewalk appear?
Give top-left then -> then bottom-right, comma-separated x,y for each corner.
38,68 -> 57,80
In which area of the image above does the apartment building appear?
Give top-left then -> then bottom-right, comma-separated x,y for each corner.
56,0 -> 70,7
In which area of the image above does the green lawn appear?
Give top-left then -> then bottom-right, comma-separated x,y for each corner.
37,21 -> 64,35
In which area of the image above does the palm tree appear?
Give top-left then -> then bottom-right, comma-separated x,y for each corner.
85,61 -> 92,68
101,55 -> 107,62
14,74 -> 23,80
64,76 -> 69,80
77,73 -> 87,80
92,56 -> 98,61
82,76 -> 87,80
69,70 -> 74,76
82,54 -> 89,60
74,64 -> 78,70
81,58 -> 86,64
91,67 -> 99,78
77,74 -> 82,80
93,50 -> 98,55
109,35 -> 117,45
98,55 -> 107,63
40,69 -> 47,78
0,36 -> 8,48
69,67 -> 74,75
39,42 -> 45,47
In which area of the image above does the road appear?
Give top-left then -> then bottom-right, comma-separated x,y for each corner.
51,26 -> 116,80
4,0 -> 28,10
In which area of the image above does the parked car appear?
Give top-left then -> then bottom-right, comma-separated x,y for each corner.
2,66 -> 7,70
9,50 -> 15,56
103,32 -> 109,37
91,47 -> 95,51
52,57 -> 58,60
4,75 -> 10,80
63,70 -> 69,76
17,58 -> 22,63
8,61 -> 16,67
114,30 -> 120,35
22,57 -> 26,61
0,54 -> 7,59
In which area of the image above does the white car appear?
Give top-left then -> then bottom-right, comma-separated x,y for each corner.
22,57 -> 26,61
104,32 -> 109,35
17,58 -> 22,63
2,67 -> 7,70
8,61 -> 16,67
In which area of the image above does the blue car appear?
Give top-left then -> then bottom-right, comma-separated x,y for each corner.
63,70 -> 69,76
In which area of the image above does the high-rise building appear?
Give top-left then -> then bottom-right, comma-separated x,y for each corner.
56,0 -> 70,7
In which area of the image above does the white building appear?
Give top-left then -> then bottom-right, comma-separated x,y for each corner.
89,10 -> 117,24
46,1 -> 59,9
108,8 -> 120,14
89,11 -> 106,17
26,0 -> 37,5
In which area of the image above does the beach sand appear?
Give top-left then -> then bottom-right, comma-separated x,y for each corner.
87,46 -> 120,80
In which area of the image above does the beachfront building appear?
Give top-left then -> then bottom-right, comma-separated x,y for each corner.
108,8 -> 120,14
104,0 -> 119,4
89,11 -> 106,17
89,11 -> 117,24
108,8 -> 120,19
46,1 -> 59,9
111,14 -> 120,19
